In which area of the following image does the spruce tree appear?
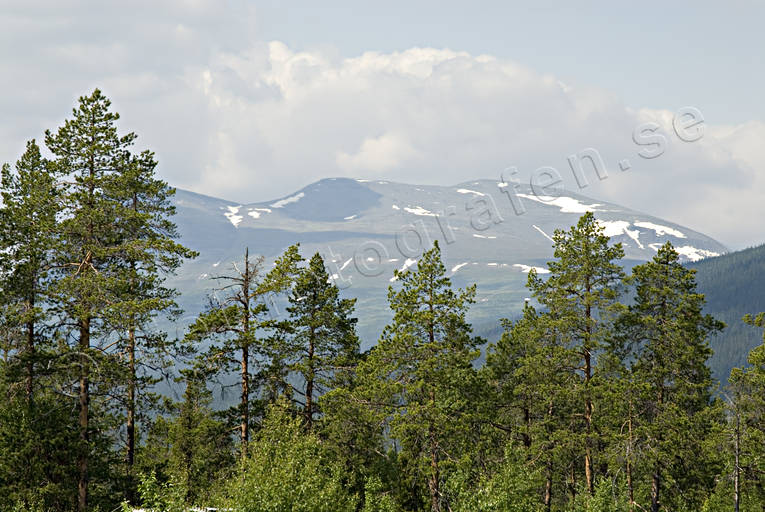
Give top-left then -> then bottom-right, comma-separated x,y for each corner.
168,369 -> 234,505
486,304 -> 578,510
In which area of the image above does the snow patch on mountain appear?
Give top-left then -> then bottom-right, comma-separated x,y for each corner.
404,206 -> 436,216
532,225 -> 554,242
270,192 -> 305,208
390,258 -> 418,282
634,221 -> 686,238
224,206 -> 243,227
247,207 -> 272,219
456,188 -> 486,196
597,220 -> 644,249
451,262 -> 469,273
517,194 -> 605,213
514,264 -> 551,274
675,246 -> 720,262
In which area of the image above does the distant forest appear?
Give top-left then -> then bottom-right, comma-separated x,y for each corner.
1,91 -> 764,512
690,243 -> 765,379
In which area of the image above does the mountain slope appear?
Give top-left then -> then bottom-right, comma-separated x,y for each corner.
688,244 -> 765,380
168,177 -> 727,347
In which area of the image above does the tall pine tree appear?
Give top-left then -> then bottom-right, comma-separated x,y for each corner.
107,147 -> 196,498
528,211 -> 625,496
45,89 -> 139,511
354,241 -> 481,512
616,242 -> 723,511
0,140 -> 60,403
272,252 -> 359,431
186,245 -> 301,458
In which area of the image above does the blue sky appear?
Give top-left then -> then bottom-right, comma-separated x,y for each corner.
0,1 -> 763,248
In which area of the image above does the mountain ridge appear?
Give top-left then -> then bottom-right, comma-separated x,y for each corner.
167,177 -> 728,346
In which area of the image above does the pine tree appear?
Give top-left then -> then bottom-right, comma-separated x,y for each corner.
107,147 -> 196,497
617,242 -> 723,511
486,304 -> 578,510
0,140 -> 60,404
528,211 -> 625,496
186,245 -> 301,458
168,370 -> 234,505
354,241 -> 481,512
728,313 -> 765,509
134,368 -> 235,507
44,88 -> 141,510
273,252 -> 359,430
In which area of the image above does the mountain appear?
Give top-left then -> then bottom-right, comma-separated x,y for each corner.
689,244 -> 765,381
167,177 -> 728,347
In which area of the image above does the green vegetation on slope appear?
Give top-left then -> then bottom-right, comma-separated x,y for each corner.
689,244 -> 765,380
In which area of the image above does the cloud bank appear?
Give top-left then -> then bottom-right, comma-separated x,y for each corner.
1,1 -> 763,248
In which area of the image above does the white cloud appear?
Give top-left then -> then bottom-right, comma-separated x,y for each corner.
0,3 -> 763,248
336,132 -> 418,173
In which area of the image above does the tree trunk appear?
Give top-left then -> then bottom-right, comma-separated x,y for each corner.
627,397 -> 635,512
428,411 -> 441,512
241,342 -> 249,458
78,316 -> 90,512
305,329 -> 314,431
651,470 -> 660,512
545,400 -> 554,511
544,461 -> 553,512
651,387 -> 664,512
734,410 -> 740,512
584,344 -> 594,495
583,294 -> 595,496
126,197 -> 137,475
427,287 -> 440,512
522,405 -> 531,449
126,326 -> 136,490
25,304 -> 35,404
240,247 -> 251,458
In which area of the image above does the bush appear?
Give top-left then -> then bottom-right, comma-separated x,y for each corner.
219,401 -> 357,512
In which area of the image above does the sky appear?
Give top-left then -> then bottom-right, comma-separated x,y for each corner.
1,1 -> 763,249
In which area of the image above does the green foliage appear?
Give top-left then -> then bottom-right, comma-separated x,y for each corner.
361,475 -> 401,512
186,245 -> 301,456
345,241 -> 481,511
137,370 -> 234,505
219,401 -> 357,512
614,243 -> 724,511
527,212 -> 626,496
447,447 -> 543,512
124,471 -> 187,512
571,478 -> 630,512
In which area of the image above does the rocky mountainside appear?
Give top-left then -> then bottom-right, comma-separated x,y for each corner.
167,177 -> 727,347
